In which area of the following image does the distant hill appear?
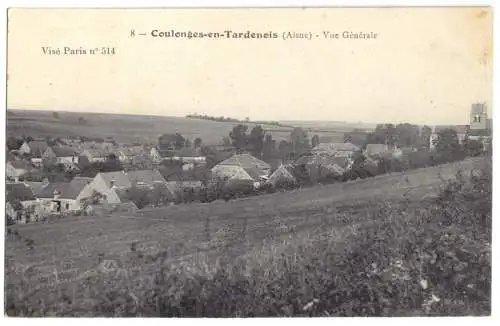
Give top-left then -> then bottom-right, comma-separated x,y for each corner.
6,110 -> 365,145
6,110 -> 290,145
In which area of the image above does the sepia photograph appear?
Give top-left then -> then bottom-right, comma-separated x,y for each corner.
3,6 -> 494,318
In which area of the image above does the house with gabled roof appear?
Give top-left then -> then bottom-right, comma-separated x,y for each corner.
52,146 -> 80,166
18,140 -> 56,165
211,154 -> 271,181
116,145 -> 147,162
6,183 -> 40,224
267,164 -> 297,187
19,140 -> 49,155
103,188 -> 140,212
127,169 -> 167,187
6,159 -> 35,182
294,155 -> 345,182
211,164 -> 254,182
364,144 -> 393,158
37,177 -> 93,215
81,149 -> 109,162
77,171 -> 130,204
76,170 -> 169,207
24,179 -> 50,197
311,142 -> 360,158
218,153 -> 270,169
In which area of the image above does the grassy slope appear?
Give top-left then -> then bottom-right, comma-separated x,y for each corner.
5,157 -> 486,316
6,110 -> 345,145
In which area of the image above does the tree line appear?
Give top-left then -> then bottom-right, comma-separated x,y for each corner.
185,113 -> 286,127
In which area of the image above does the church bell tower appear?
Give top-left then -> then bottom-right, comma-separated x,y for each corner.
470,103 -> 487,130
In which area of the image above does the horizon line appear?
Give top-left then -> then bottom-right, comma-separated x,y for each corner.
6,107 -> 475,128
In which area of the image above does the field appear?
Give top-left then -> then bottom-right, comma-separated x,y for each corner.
6,110 -> 346,145
5,157 -> 488,316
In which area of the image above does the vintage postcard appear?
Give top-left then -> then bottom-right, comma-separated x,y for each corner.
4,7 -> 493,318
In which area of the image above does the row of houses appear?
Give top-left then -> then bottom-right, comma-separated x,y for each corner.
5,168 -> 187,224
15,139 -> 208,166
208,142 -> 412,189
16,140 -> 151,164
6,177 -> 94,224
5,138 -> 430,225
311,141 -> 416,161
7,152 -> 280,224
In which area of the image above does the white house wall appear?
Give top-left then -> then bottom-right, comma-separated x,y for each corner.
76,174 -> 124,205
38,198 -> 78,214
76,174 -> 109,203
19,142 -> 31,154
6,163 -> 27,180
56,156 -> 79,165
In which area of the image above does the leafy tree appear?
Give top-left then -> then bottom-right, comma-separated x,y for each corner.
463,138 -> 483,157
394,123 -> 420,147
311,135 -> 320,148
290,127 -> 310,156
80,157 -> 122,177
149,184 -> 174,207
126,185 -> 150,209
158,160 -> 183,180
200,146 -> 231,169
6,137 -> 23,151
44,137 -> 56,147
263,133 -> 277,161
345,154 -> 376,180
248,125 -> 265,158
292,164 -> 312,186
106,153 -> 118,161
159,133 -> 186,150
420,125 -> 433,148
343,129 -> 369,148
194,137 -> 203,149
229,124 -> 249,152
278,140 -> 291,162
81,190 -> 106,208
434,128 -> 465,161
222,136 -> 232,147
190,165 -> 212,185
367,124 -> 397,146
376,157 -> 404,174
367,123 -> 423,148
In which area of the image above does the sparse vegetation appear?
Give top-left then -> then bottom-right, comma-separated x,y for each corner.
5,157 -> 490,316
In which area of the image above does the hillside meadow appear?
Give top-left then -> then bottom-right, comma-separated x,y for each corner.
5,157 -> 490,316
6,110 -> 345,145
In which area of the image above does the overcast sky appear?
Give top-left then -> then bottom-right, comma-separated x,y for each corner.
7,7 -> 492,125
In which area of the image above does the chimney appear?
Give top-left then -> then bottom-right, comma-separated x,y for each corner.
53,189 -> 61,200
110,177 -> 116,189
